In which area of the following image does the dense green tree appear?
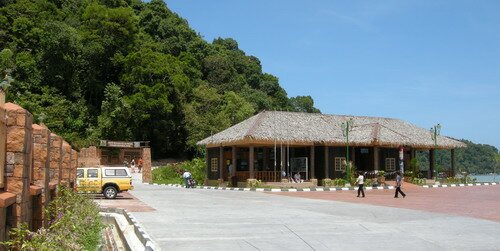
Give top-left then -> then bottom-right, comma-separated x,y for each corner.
417,140 -> 499,174
0,0 -> 320,158
289,95 -> 321,113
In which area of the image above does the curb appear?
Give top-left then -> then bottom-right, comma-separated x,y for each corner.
149,183 -> 395,192
100,208 -> 160,251
423,182 -> 497,188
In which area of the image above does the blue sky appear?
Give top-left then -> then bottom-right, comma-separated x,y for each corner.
166,0 -> 500,150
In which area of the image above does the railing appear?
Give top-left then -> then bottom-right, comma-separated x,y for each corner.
235,171 -> 282,182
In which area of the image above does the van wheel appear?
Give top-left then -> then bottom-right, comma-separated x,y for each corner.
103,186 -> 117,199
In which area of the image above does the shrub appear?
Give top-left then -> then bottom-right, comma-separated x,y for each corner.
1,186 -> 104,250
152,158 -> 207,185
247,179 -> 262,188
411,178 -> 426,185
322,178 -> 346,187
333,178 -> 347,187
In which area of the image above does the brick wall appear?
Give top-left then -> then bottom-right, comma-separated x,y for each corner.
4,103 -> 32,227
141,148 -> 152,183
49,133 -> 62,184
1,100 -> 80,242
78,146 -> 101,167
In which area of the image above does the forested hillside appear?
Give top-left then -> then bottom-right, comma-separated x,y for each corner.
0,0 -> 319,158
417,140 -> 499,174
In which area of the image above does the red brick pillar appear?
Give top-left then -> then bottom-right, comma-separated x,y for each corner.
141,148 -> 151,183
4,103 -> 33,228
50,134 -> 62,186
31,124 -> 50,230
70,149 -> 78,188
61,142 -> 71,186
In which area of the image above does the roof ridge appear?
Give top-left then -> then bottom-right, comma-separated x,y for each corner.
245,111 -> 267,138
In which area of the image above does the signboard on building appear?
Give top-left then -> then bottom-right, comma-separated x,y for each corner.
99,140 -> 150,148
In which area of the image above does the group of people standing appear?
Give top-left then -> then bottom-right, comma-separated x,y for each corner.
124,158 -> 143,173
356,171 -> 406,198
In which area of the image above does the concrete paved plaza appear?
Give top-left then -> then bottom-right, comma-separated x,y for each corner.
127,177 -> 500,250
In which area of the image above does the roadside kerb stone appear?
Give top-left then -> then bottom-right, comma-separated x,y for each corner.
423,182 -> 497,188
100,208 -> 160,251
151,183 -> 396,192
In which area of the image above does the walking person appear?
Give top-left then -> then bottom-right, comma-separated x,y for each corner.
394,171 -> 406,198
356,172 -> 365,197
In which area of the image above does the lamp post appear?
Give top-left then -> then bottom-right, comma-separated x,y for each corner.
430,123 -> 441,181
341,118 -> 354,181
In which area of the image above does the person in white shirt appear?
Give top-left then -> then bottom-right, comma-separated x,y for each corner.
356,172 -> 365,197
182,171 -> 192,188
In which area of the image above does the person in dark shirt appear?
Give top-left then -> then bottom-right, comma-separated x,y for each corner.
395,171 -> 406,198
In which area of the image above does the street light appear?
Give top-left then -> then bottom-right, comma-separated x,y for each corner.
430,123 -> 441,181
341,118 -> 354,181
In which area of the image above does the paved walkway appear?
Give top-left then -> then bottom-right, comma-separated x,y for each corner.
125,175 -> 500,250
278,182 -> 500,222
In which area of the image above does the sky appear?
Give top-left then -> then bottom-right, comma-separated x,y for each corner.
166,0 -> 500,150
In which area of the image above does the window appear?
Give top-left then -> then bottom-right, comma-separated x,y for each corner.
334,157 -> 346,171
385,158 -> 396,171
104,169 -> 128,176
77,169 -> 84,178
211,158 -> 218,172
87,169 -> 98,178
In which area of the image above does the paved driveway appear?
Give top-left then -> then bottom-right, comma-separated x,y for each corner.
128,178 -> 500,250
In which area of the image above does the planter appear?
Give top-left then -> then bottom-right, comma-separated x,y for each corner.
377,176 -> 386,185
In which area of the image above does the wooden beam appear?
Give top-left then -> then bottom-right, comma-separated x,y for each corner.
310,146 -> 315,179
249,146 -> 255,179
232,146 -> 237,177
219,146 -> 223,180
373,147 -> 379,171
324,146 -> 329,179
280,145 -> 286,175
429,149 -> 435,179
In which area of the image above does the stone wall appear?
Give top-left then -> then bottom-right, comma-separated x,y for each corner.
78,146 -> 100,167
1,100 -> 80,243
141,148 -> 152,183
32,124 -> 49,188
49,133 -> 62,184
4,103 -> 32,227
61,142 -> 71,186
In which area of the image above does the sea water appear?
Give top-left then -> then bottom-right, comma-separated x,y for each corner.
470,174 -> 499,182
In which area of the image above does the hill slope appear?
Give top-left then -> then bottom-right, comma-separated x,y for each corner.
0,0 -> 319,157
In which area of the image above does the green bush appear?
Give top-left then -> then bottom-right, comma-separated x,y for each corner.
321,178 -> 347,187
411,178 -> 426,185
1,186 -> 104,250
364,179 -> 373,187
152,158 -> 207,185
333,178 -> 347,187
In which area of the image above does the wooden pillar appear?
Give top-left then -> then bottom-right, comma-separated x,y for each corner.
429,149 -> 435,179
219,146 -> 224,181
451,149 -> 455,177
351,147 -> 356,167
249,146 -> 255,179
373,147 -> 379,171
43,132 -> 51,228
232,146 -> 237,177
310,146 -> 315,179
324,146 -> 329,179
280,145 -> 286,174
205,148 -> 209,183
